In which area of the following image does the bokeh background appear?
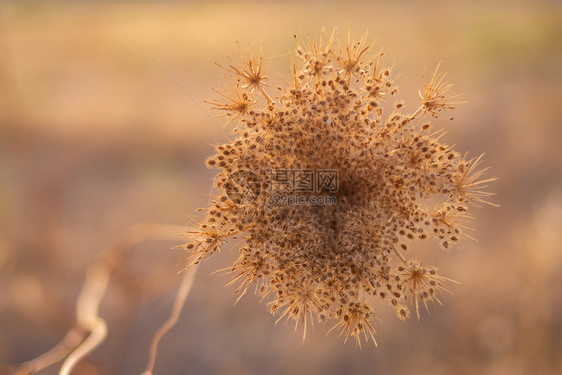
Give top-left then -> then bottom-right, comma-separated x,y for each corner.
1,1 -> 561,374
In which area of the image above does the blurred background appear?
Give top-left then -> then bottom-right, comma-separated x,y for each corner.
1,0 -> 561,374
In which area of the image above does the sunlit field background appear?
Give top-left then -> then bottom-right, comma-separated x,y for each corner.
1,1 -> 561,374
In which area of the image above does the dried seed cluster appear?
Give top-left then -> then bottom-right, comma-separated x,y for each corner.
186,30 -> 496,347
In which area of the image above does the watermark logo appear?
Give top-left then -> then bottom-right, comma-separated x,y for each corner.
225,169 -> 338,206
224,170 -> 262,205
267,169 -> 338,194
267,194 -> 338,206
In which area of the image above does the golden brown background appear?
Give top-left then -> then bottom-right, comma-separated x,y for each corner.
1,1 -> 561,374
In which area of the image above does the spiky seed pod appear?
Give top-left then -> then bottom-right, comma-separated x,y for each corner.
187,28 -> 496,347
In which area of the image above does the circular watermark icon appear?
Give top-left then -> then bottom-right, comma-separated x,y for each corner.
224,170 -> 262,205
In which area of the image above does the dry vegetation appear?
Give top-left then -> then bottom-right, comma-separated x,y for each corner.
1,1 -> 561,375
190,29 -> 495,347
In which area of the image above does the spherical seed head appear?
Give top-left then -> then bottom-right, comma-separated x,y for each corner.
187,28 -> 496,347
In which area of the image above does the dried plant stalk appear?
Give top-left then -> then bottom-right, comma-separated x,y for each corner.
142,261 -> 199,375
15,223 -> 189,375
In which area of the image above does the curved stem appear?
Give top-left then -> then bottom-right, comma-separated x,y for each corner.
14,329 -> 85,375
15,223 -> 187,375
59,319 -> 107,375
142,262 -> 199,375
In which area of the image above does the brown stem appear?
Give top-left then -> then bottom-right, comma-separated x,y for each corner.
405,105 -> 424,124
142,262 -> 199,375
15,223 -> 187,375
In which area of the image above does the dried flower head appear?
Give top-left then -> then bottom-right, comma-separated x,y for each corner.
187,28 -> 496,347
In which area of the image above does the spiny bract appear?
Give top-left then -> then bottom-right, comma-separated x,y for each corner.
186,29 -> 496,347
